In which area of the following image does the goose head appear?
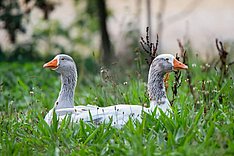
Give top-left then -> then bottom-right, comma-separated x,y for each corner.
43,54 -> 77,109
151,54 -> 188,74
148,54 -> 188,106
43,54 -> 77,75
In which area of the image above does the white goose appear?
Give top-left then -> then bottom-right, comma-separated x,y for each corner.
43,54 -> 188,128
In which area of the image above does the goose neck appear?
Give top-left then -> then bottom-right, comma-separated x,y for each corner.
147,68 -> 169,109
55,69 -> 77,109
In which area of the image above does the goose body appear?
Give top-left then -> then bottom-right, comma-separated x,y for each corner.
43,54 -> 188,127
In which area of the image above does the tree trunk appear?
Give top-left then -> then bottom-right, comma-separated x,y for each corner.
96,0 -> 113,66
156,0 -> 166,52
146,0 -> 151,41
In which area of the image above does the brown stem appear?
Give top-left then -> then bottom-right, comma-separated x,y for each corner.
177,39 -> 198,108
139,27 -> 159,66
170,53 -> 182,106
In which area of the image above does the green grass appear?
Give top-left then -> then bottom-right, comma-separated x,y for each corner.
0,56 -> 234,155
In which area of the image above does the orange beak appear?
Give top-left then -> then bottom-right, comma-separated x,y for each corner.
173,58 -> 188,70
43,58 -> 58,69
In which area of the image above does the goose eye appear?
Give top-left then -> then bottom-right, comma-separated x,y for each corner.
61,58 -> 65,60
165,58 -> 169,61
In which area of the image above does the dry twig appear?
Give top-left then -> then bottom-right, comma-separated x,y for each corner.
140,27 -> 159,66
170,53 -> 182,106
215,38 -> 234,103
177,39 -> 198,107
201,80 -> 207,115
215,39 -> 229,87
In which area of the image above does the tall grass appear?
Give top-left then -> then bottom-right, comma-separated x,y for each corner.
0,52 -> 234,155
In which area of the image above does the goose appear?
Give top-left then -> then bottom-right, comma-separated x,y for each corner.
43,54 -> 98,124
43,54 -> 188,128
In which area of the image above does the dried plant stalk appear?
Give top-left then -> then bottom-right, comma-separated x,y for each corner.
177,39 -> 198,107
215,38 -> 234,103
201,80 -> 207,115
170,53 -> 182,106
215,39 -> 229,88
140,27 -> 159,66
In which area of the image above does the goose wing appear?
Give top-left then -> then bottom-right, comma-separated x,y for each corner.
72,104 -> 145,128
44,105 -> 98,125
